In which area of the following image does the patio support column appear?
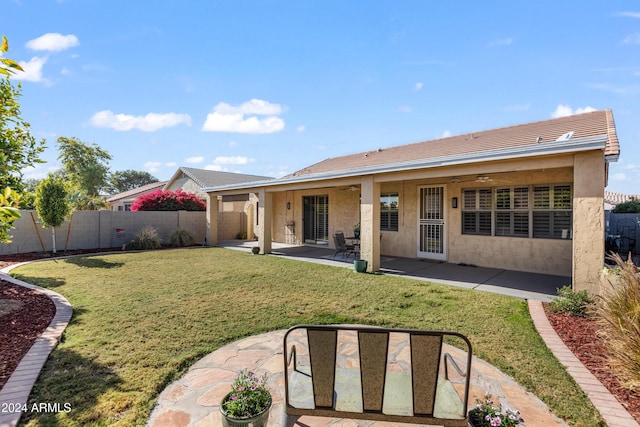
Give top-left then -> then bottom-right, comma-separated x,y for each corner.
572,151 -> 605,294
360,176 -> 381,272
257,189 -> 272,254
206,193 -> 218,246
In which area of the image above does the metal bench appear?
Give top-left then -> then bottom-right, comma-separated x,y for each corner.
282,325 -> 472,426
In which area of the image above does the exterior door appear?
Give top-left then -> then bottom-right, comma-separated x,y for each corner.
418,186 -> 446,260
303,195 -> 329,244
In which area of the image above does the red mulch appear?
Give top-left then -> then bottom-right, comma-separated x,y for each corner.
544,304 -> 640,422
0,281 -> 55,389
1,250 -> 640,423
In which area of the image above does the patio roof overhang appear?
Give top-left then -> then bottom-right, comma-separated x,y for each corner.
203,134 -> 609,194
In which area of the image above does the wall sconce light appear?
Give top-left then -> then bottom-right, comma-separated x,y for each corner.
452,197 -> 458,209
287,202 -> 291,210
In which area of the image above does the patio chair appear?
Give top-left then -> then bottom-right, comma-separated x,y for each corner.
333,232 -> 355,259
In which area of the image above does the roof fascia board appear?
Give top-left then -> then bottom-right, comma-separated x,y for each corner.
203,135 -> 607,193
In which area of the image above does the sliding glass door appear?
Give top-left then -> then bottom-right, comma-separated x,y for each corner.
303,195 -> 329,244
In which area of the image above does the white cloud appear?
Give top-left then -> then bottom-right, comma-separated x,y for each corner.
489,38 -> 513,47
213,156 -> 254,165
296,125 -> 306,133
214,99 -> 283,115
440,130 -> 452,138
623,33 -> 640,44
89,110 -> 192,132
26,33 -> 79,52
143,161 -> 175,173
21,163 -> 61,180
587,82 -> 640,95
551,104 -> 597,118
185,156 -> 204,164
143,161 -> 162,173
60,67 -> 71,75
611,172 -> 627,181
202,99 -> 285,134
13,56 -> 49,84
614,11 -> 640,18
228,141 -> 238,147
415,82 -> 423,91
204,156 -> 255,171
397,105 -> 412,113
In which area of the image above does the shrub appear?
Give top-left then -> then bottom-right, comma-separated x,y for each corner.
131,189 -> 206,211
236,231 -> 247,240
597,253 -> 640,390
612,199 -> 640,213
169,228 -> 195,247
549,285 -> 594,317
125,226 -> 161,250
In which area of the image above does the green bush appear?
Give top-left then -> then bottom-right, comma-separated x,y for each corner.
125,226 -> 161,250
598,253 -> 640,390
169,228 -> 195,247
236,231 -> 247,240
549,285 -> 593,317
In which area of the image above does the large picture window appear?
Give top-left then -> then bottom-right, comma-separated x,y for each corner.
461,184 -> 572,239
380,193 -> 399,231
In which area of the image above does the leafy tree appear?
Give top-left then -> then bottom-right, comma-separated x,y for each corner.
1,34 -> 44,243
1,35 -> 23,77
613,200 -> 640,214
0,187 -> 21,243
107,170 -> 159,194
131,189 -> 206,211
67,192 -> 107,211
57,136 -> 112,196
35,176 -> 71,253
1,73 -> 45,193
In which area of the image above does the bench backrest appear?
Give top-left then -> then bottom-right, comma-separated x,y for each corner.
283,325 -> 472,426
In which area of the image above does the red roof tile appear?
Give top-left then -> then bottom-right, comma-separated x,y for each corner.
289,110 -> 619,177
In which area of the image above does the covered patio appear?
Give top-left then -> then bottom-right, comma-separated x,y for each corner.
217,241 -> 570,302
204,110 -> 619,295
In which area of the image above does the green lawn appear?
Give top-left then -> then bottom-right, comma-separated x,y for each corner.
10,247 -> 604,426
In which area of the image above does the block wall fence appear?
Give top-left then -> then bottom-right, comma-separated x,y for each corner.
0,210 -> 246,255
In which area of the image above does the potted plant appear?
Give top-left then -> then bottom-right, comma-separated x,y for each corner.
220,370 -> 272,427
468,393 -> 524,427
353,223 -> 360,239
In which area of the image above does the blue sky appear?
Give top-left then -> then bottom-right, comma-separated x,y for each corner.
3,1 -> 640,194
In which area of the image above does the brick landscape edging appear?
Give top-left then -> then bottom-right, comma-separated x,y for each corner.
0,263 -> 73,427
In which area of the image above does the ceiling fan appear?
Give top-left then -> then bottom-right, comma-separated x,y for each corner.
449,175 -> 511,184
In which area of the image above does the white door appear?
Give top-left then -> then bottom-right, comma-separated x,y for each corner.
418,186 -> 446,260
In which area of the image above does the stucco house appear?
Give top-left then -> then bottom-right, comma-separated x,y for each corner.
106,181 -> 167,211
164,167 -> 272,201
204,110 -> 620,294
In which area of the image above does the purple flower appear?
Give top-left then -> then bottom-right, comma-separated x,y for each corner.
237,386 -> 245,391
231,396 -> 238,401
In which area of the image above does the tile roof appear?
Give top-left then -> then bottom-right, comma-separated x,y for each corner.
604,190 -> 640,206
175,167 -> 273,188
106,181 -> 167,203
288,110 -> 619,177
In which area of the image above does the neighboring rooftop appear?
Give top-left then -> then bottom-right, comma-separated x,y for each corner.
605,190 -> 640,207
167,167 -> 273,188
106,181 -> 167,203
288,110 -> 619,177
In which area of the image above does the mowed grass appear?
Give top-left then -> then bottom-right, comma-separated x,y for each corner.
10,247 -> 603,426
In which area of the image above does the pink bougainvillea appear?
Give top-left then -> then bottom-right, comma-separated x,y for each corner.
131,189 -> 206,211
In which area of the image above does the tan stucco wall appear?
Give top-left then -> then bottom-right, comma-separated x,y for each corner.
227,152 -> 605,281
572,151 -> 605,293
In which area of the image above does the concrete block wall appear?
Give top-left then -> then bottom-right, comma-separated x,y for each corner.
0,210 -> 208,255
